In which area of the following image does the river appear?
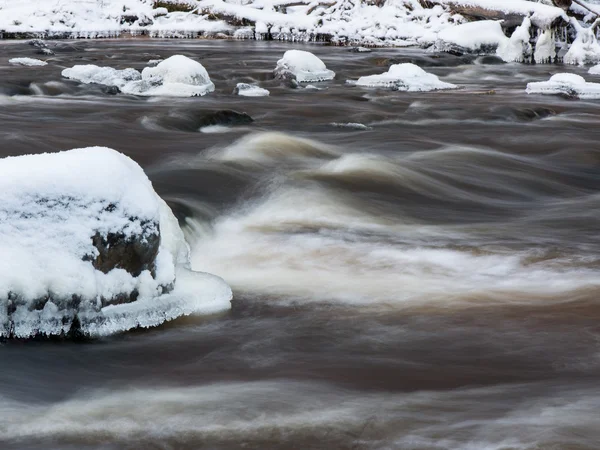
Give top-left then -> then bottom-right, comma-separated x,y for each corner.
1,39 -> 600,449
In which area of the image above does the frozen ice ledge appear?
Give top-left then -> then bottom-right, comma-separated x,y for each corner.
0,147 -> 232,339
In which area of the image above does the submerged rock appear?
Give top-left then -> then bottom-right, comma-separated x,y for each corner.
197,110 -> 254,127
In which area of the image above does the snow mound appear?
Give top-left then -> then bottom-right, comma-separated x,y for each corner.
589,64 -> 600,75
347,63 -> 457,92
0,147 -> 231,338
526,73 -> 600,99
8,57 -> 48,67
122,55 -> 215,97
234,83 -> 270,97
274,50 -> 335,83
62,65 -> 142,88
433,20 -> 508,54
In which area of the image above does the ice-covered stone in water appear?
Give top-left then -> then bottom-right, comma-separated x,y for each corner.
9,57 -> 48,67
274,50 -> 335,83
0,147 -> 231,338
121,55 -> 215,97
62,65 -> 142,88
234,83 -> 270,97
526,73 -> 600,99
347,63 -> 457,92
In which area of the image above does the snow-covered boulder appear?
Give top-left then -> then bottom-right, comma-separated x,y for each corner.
526,73 -> 600,99
122,55 -> 215,97
61,56 -> 214,97
0,147 -> 231,339
8,57 -> 48,67
234,83 -> 270,97
347,63 -> 457,92
274,50 -> 335,83
62,65 -> 142,88
433,20 -> 508,55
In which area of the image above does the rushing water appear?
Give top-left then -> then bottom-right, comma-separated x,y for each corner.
2,39 -> 600,449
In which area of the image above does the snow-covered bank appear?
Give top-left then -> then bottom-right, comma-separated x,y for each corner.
0,147 -> 232,338
2,1 -> 600,62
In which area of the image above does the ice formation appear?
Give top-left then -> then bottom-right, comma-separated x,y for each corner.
62,55 -> 215,97
526,73 -> 600,99
0,147 -> 232,338
8,58 -> 48,67
274,50 -> 335,82
234,83 -> 270,97
62,65 -> 142,88
564,18 -> 600,66
347,63 -> 457,92
497,17 -> 532,63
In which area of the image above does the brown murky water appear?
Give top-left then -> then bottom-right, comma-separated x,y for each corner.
1,39 -> 600,450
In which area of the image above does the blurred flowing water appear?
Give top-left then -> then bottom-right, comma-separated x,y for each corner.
1,39 -> 600,450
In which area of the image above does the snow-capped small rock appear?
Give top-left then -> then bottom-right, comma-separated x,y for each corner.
234,83 -> 270,97
347,63 -> 457,92
62,65 -> 141,88
589,64 -> 600,75
526,73 -> 600,99
8,57 -> 48,67
122,55 -> 215,97
274,50 -> 335,83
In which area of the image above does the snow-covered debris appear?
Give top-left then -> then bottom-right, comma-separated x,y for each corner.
564,18 -> 600,65
122,54 -> 215,97
497,17 -> 532,62
274,50 -> 335,82
428,0 -> 568,29
234,83 -> 270,97
62,65 -> 142,88
347,63 -> 457,92
433,20 -> 508,54
8,57 -> 48,67
526,73 -> 600,99
0,146 -> 232,338
534,28 -> 557,63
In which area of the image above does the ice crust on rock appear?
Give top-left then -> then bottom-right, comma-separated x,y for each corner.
62,55 -> 214,97
62,65 -> 142,88
274,50 -> 335,83
234,83 -> 270,97
347,63 -> 457,92
0,147 -> 232,338
8,57 -> 48,67
526,73 -> 600,99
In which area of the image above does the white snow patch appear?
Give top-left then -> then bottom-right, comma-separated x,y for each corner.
526,73 -> 600,99
235,83 -> 270,97
331,122 -> 372,130
274,50 -> 335,82
347,63 -> 457,92
8,57 -> 48,67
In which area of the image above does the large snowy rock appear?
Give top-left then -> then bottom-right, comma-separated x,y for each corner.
62,55 -> 215,97
347,63 -> 457,92
123,55 -> 215,97
0,147 -> 231,338
274,50 -> 335,83
526,73 -> 600,99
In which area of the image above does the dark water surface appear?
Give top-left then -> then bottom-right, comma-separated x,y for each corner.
1,40 -> 600,450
